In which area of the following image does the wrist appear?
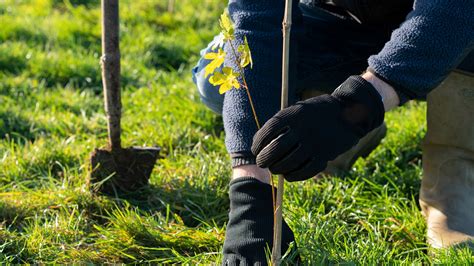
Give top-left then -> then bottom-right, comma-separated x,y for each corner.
232,165 -> 271,184
361,72 -> 400,111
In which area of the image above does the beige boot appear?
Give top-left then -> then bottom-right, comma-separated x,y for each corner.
420,71 -> 474,249
301,90 -> 387,177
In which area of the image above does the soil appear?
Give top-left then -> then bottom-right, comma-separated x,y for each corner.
89,146 -> 160,195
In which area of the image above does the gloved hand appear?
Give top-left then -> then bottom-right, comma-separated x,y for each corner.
251,76 -> 385,182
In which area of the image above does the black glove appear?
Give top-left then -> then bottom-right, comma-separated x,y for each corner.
222,177 -> 298,266
251,76 -> 385,182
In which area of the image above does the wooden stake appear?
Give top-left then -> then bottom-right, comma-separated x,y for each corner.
101,0 -> 122,151
272,0 -> 292,265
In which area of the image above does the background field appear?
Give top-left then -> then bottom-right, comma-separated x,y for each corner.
0,0 -> 472,264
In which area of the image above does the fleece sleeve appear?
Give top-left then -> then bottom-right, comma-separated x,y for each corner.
368,0 -> 474,104
223,0 -> 302,165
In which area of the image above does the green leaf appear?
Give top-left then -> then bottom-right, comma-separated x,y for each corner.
203,49 -> 226,77
238,36 -> 253,69
219,10 -> 234,41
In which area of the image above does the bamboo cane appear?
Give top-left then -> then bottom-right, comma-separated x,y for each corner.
101,0 -> 122,151
272,0 -> 292,265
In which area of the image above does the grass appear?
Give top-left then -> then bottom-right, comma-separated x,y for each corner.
0,0 -> 472,264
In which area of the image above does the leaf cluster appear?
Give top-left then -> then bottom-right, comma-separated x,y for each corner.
204,11 -> 253,94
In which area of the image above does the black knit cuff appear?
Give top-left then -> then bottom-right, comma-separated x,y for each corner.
230,152 -> 256,168
228,176 -> 272,190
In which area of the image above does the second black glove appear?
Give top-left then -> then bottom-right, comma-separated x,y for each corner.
251,75 -> 385,182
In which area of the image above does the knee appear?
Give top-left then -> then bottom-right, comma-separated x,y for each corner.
192,34 -> 225,114
192,64 -> 224,114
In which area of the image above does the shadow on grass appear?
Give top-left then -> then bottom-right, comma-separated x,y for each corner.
66,28 -> 101,51
0,228 -> 22,263
0,25 -> 48,45
0,201 -> 29,227
0,148 -> 82,192
351,130 -> 424,199
52,0 -> 99,8
0,51 -> 28,74
0,110 -> 46,142
32,64 -> 142,94
104,180 -> 229,228
25,153 -> 80,179
145,41 -> 192,71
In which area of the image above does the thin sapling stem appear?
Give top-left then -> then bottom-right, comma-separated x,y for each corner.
227,41 -> 261,130
272,0 -> 292,264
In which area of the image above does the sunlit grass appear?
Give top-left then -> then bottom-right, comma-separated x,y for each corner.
0,0 -> 472,264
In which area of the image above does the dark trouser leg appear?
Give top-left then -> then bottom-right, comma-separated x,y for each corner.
294,5 -> 390,177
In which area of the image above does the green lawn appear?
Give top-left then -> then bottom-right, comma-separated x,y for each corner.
0,0 -> 472,264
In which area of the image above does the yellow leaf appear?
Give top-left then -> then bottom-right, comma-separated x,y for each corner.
209,71 -> 226,85
219,10 -> 234,41
238,36 -> 253,69
232,79 -> 241,89
219,82 -> 233,94
211,67 -> 241,94
203,49 -> 226,77
203,52 -> 218,60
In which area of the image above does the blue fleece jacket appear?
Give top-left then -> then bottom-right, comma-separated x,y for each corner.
223,0 -> 474,161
